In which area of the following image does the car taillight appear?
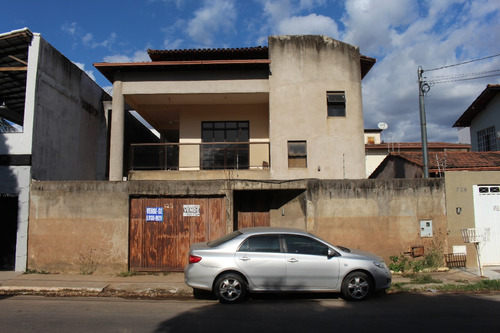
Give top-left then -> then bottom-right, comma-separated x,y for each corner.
189,255 -> 202,264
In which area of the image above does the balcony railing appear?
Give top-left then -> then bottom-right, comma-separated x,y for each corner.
130,142 -> 270,171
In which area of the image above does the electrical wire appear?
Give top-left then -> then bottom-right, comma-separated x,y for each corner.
424,53 -> 500,72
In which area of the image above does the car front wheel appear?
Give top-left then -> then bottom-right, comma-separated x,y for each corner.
341,271 -> 372,301
214,273 -> 248,304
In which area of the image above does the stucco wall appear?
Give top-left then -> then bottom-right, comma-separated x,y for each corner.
306,179 -> 446,262
31,37 -> 109,181
445,171 -> 500,266
469,94 -> 500,151
268,35 -> 366,180
28,178 -> 446,273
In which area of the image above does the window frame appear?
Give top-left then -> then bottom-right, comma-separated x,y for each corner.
477,126 -> 497,151
326,91 -> 346,117
287,140 -> 307,168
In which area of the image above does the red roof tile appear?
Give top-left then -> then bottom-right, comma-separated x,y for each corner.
394,151 -> 500,171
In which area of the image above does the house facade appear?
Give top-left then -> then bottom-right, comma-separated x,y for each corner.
95,35 -> 375,182
454,84 -> 500,152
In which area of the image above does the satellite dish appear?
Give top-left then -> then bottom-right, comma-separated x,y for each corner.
378,122 -> 388,130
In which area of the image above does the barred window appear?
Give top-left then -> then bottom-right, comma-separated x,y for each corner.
477,126 -> 497,151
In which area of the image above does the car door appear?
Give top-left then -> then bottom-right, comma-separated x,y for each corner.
234,234 -> 287,290
283,234 -> 340,291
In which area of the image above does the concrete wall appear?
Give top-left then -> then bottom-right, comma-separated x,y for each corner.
31,37 -> 109,181
268,35 -> 366,180
28,178 -> 446,273
445,171 -> 500,266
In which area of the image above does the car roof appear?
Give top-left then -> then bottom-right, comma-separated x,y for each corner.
238,227 -> 309,236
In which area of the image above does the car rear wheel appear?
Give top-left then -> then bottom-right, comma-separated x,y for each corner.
341,271 -> 372,301
214,273 -> 248,304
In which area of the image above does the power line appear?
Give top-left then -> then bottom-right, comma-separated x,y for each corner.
428,72 -> 500,84
424,53 -> 500,72
426,69 -> 500,84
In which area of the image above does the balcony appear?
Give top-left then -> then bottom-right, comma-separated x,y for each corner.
128,142 -> 271,180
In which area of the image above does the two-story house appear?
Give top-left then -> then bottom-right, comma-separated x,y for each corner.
453,84 -> 500,151
90,35 -> 377,271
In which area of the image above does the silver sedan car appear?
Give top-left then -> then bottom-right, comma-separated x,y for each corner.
184,227 -> 392,303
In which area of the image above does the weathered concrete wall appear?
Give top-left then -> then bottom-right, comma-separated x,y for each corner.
305,179 -> 446,262
31,37 -> 110,181
445,171 -> 500,267
268,35 -> 366,179
28,178 -> 446,273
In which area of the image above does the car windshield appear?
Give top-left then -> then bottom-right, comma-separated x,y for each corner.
208,231 -> 242,248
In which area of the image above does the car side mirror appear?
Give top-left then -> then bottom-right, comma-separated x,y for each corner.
327,248 -> 338,258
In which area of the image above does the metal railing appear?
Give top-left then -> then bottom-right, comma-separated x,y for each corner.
130,142 -> 270,171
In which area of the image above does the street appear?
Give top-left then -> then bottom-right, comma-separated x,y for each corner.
1,292 -> 499,332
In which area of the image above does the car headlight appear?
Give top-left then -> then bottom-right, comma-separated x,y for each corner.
373,261 -> 388,269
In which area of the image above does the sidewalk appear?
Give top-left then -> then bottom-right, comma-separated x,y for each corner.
0,271 -> 192,297
0,267 -> 499,298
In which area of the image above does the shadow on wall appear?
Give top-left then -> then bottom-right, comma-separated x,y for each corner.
0,125 -> 19,270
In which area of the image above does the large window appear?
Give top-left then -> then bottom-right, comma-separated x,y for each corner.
327,91 -> 346,117
477,126 -> 497,151
201,121 -> 249,169
288,141 -> 307,168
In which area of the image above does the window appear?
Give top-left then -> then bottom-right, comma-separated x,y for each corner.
201,121 -> 249,169
283,235 -> 329,256
288,141 -> 307,168
238,235 -> 281,253
327,91 -> 346,117
477,126 -> 497,151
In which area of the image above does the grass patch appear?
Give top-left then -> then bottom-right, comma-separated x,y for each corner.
116,271 -> 139,277
25,268 -> 49,274
410,274 -> 443,284
389,278 -> 500,293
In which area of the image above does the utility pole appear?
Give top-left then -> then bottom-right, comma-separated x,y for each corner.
418,66 -> 430,178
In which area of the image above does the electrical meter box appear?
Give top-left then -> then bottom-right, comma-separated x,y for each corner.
420,220 -> 433,237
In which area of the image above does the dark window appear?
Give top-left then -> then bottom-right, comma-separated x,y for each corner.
238,235 -> 281,253
283,235 -> 329,256
288,141 -> 307,168
327,92 -> 346,117
201,121 -> 249,170
477,126 -> 497,151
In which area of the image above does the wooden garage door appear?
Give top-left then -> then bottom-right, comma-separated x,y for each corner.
130,196 -> 226,271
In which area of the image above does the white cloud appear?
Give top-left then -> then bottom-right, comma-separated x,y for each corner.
341,0 -> 500,143
61,22 -> 79,36
73,62 -> 96,81
103,50 -> 149,63
278,14 -> 339,36
186,0 -> 237,45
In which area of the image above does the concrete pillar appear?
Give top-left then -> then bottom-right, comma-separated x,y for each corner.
109,75 -> 125,181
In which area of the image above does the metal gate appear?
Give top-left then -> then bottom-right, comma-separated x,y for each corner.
129,196 -> 226,271
473,185 -> 500,265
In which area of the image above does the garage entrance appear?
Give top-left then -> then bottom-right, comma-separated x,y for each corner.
0,195 -> 18,270
129,196 -> 226,271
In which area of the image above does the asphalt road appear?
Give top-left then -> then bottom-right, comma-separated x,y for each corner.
1,292 -> 499,332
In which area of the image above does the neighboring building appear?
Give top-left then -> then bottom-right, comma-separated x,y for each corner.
95,35 -> 376,182
0,28 -> 110,271
454,84 -> 500,151
0,28 -> 154,271
364,129 -> 470,178
370,151 -> 500,179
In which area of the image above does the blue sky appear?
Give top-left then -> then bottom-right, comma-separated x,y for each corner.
2,0 -> 500,143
